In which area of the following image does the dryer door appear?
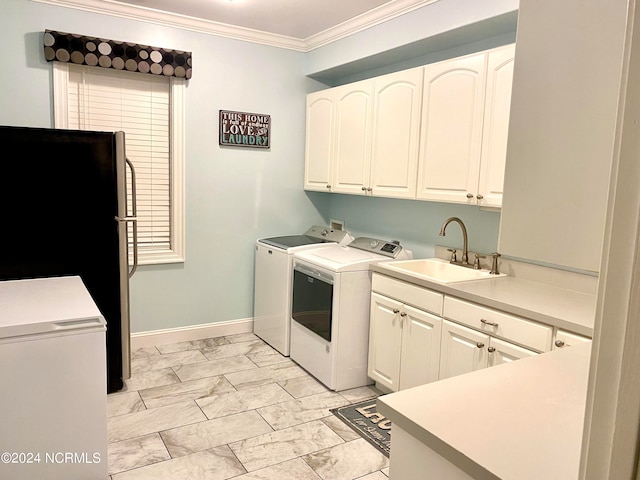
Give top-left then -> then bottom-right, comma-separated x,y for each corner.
292,265 -> 334,342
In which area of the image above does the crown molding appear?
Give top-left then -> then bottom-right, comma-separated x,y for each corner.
306,0 -> 439,50
31,0 -> 437,52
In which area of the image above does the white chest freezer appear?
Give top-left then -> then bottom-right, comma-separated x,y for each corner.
0,276 -> 108,480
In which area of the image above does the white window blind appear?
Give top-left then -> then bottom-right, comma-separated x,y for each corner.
54,63 -> 185,265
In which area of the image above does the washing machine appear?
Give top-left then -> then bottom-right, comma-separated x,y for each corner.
253,225 -> 352,356
290,237 -> 412,390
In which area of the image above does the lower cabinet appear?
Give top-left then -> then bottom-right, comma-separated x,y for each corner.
489,336 -> 539,366
439,320 -> 487,379
439,320 -> 537,380
368,292 -> 442,392
553,329 -> 592,349
367,274 -> 589,391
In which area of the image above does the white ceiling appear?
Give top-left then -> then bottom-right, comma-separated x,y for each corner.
120,0 -> 396,39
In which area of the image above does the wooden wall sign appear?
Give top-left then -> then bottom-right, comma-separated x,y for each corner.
219,110 -> 271,148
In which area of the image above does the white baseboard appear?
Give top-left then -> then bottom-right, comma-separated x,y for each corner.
131,317 -> 254,349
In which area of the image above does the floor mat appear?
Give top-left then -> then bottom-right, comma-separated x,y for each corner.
330,398 -> 391,457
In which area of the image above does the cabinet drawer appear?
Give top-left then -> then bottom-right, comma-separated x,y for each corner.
443,297 -> 553,352
372,274 -> 443,316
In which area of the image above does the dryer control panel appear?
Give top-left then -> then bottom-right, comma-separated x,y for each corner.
349,237 -> 405,258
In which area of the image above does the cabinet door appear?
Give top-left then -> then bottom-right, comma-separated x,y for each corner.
369,67 -> 423,199
417,53 -> 487,203
332,80 -> 374,195
487,337 -> 537,367
439,320 -> 488,380
553,330 -> 592,349
477,44 -> 515,208
304,90 -> 334,191
368,293 -> 404,391
399,305 -> 442,390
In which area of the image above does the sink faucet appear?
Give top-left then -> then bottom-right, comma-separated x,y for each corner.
439,217 -> 469,265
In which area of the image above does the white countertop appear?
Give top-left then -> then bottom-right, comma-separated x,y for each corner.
371,263 -> 596,337
378,343 -> 591,480
0,276 -> 105,338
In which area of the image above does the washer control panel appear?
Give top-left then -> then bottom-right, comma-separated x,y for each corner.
304,225 -> 353,244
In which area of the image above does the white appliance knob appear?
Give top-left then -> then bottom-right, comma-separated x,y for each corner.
370,240 -> 379,248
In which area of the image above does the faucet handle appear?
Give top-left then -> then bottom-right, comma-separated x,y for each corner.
473,253 -> 486,270
490,252 -> 501,275
447,248 -> 457,263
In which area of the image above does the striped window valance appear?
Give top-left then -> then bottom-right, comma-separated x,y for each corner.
43,29 -> 192,79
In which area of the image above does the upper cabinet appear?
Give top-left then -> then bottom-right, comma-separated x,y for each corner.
416,52 -> 486,204
479,45 -> 515,208
416,44 -> 515,207
304,44 -> 515,207
305,69 -> 423,199
368,68 -> 423,199
304,90 -> 335,192
332,80 -> 373,195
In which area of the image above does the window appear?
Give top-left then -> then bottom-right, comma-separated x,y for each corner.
53,63 -> 185,265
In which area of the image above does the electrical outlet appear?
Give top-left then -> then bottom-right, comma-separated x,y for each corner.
330,219 -> 344,231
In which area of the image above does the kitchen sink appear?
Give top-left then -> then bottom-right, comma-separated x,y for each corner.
381,258 -> 505,284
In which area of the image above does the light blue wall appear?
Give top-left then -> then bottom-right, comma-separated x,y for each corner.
333,32 -> 516,86
2,2 -> 54,127
1,0 -> 505,333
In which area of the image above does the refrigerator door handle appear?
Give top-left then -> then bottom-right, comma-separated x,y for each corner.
114,131 -> 132,383
125,157 -> 139,279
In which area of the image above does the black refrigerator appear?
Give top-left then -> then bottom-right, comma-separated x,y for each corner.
0,125 -> 136,393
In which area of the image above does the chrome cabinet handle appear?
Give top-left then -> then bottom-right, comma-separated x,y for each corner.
392,309 -> 400,314
476,194 -> 484,200
555,340 -> 566,348
466,193 -> 474,199
481,319 -> 499,327
488,346 -> 496,353
476,342 -> 485,348
400,312 -> 407,317
361,186 -> 367,191
326,184 -> 331,189
366,187 -> 373,192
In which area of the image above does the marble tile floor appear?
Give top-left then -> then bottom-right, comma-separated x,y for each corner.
107,332 -> 390,480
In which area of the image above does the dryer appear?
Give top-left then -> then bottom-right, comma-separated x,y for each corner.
253,226 -> 352,356
290,237 -> 412,390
